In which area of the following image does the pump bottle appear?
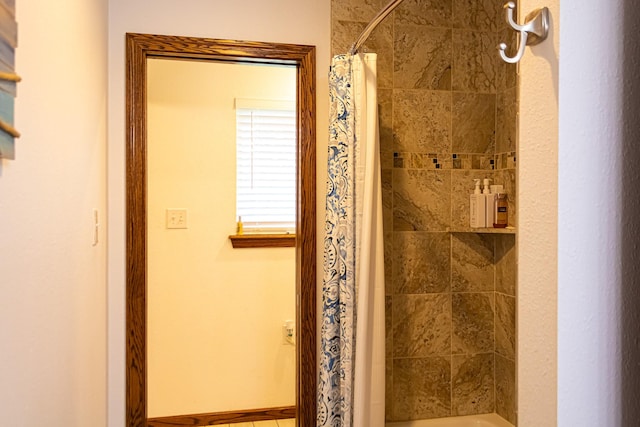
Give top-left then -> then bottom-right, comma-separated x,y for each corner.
470,179 -> 485,228
482,178 -> 494,228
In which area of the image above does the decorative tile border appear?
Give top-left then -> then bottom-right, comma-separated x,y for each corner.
494,151 -> 517,170
393,152 -> 517,170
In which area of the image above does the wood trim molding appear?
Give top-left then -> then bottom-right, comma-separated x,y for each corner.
229,234 -> 296,248
147,406 -> 296,426
126,33 -> 316,427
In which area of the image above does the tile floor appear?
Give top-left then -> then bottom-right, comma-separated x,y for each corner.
224,419 -> 295,427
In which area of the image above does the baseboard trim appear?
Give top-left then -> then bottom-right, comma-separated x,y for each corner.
147,405 -> 296,426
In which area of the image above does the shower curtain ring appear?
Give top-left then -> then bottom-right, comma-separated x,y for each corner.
498,2 -> 550,64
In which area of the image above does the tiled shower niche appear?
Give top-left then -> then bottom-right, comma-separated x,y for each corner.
331,0 -> 518,424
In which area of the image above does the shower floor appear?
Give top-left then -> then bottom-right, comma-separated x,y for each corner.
386,413 -> 514,427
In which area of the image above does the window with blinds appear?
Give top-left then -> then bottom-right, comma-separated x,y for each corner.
235,98 -> 296,233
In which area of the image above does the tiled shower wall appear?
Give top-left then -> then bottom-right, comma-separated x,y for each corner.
331,0 -> 517,424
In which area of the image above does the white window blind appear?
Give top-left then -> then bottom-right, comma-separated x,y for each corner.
236,98 -> 296,233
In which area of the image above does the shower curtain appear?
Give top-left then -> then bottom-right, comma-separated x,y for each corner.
318,53 -> 386,427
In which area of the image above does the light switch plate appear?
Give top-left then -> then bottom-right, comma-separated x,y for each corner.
166,209 -> 188,229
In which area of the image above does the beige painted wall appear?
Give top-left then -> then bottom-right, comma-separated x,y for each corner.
0,0 -> 108,425
557,0 -> 640,425
518,0 -> 559,425
146,58 -> 296,416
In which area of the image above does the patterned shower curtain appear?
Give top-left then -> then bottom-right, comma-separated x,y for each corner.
318,53 -> 386,427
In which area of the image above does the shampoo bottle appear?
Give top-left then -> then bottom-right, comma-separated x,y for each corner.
470,179 -> 485,228
489,184 -> 503,227
493,193 -> 508,228
482,178 -> 493,228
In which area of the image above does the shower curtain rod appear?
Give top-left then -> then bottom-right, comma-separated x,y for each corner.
349,0 -> 406,55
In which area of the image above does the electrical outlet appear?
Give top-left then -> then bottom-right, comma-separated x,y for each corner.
166,209 -> 188,229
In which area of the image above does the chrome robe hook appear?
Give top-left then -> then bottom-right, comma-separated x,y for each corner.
498,2 -> 549,64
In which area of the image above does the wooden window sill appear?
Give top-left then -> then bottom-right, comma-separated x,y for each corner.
229,234 -> 296,248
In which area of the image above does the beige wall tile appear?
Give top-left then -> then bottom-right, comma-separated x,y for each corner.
453,0 -> 501,30
393,357 -> 452,420
495,293 -> 516,359
495,353 -> 516,424
331,20 -> 394,88
393,169 -> 452,231
331,19 -> 361,56
378,88 -> 394,165
382,168 -> 393,232
495,233 -> 516,295
452,29 -> 496,93
386,296 -> 393,358
331,0 -> 384,22
494,0 -> 516,31
394,25 -> 452,90
393,89 -> 452,154
383,168 -> 393,293
393,294 -> 452,357
386,358 -> 394,421
452,353 -> 495,415
452,233 -> 495,292
385,288 -> 393,427
394,0 -> 453,27
452,92 -> 496,154
394,232 -> 451,294
385,230 -> 394,295
452,292 -> 495,354
496,86 -> 517,153
496,28 -> 519,92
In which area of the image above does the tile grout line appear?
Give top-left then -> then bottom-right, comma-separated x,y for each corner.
494,233 -> 498,414
390,8 -> 395,418
449,230 -> 454,416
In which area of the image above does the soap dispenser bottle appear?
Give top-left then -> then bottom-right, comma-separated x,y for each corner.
493,193 -> 508,228
470,179 -> 485,228
490,184 -> 504,227
482,178 -> 494,228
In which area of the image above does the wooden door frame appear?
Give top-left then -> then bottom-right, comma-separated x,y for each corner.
125,32 -> 316,427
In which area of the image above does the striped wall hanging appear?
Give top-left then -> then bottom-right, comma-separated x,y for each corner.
0,0 -> 18,160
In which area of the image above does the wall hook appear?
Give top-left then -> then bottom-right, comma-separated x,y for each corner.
498,2 -> 549,64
